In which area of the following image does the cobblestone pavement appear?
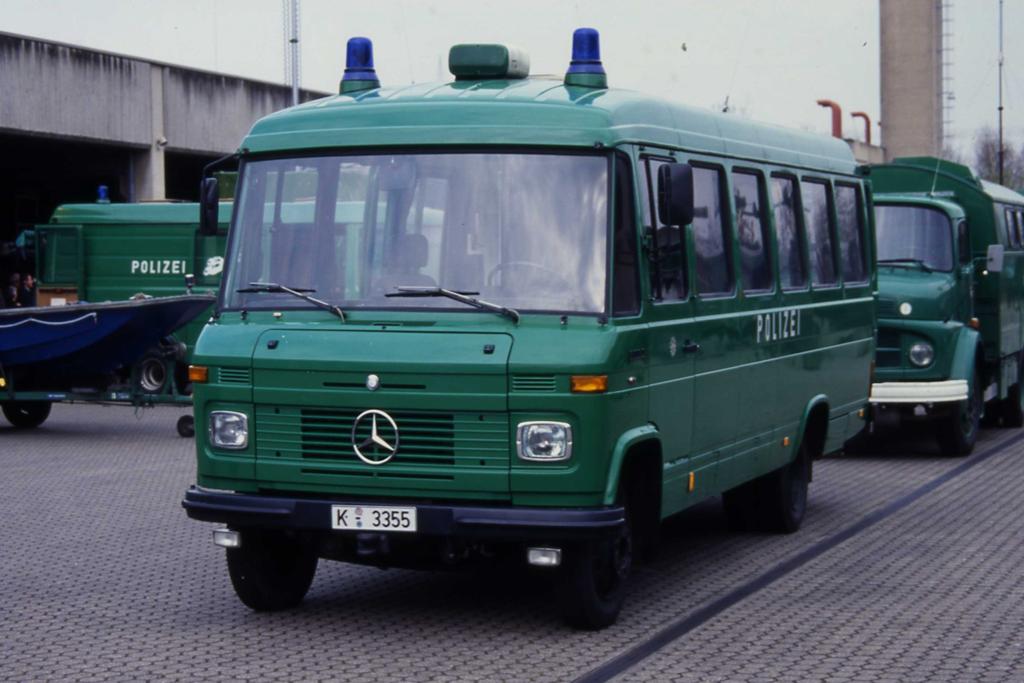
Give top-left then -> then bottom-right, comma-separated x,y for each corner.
1,405 -> 1023,681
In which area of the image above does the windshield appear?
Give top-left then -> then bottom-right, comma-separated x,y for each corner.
875,204 -> 954,272
223,152 -> 609,314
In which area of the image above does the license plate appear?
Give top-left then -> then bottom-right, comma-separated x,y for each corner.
331,505 -> 417,533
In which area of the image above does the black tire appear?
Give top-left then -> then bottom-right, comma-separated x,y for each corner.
176,415 -> 195,439
938,368 -> 982,456
226,530 -> 318,611
560,502 -> 633,630
1001,356 -> 1024,428
2,401 -> 52,429
757,448 -> 810,534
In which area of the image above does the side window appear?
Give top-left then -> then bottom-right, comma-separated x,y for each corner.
641,157 -> 686,300
835,183 -> 868,284
800,179 -> 838,286
958,220 -> 971,266
732,170 -> 772,293
770,175 -> 807,289
613,156 -> 640,316
1005,208 -> 1020,249
692,165 -> 733,296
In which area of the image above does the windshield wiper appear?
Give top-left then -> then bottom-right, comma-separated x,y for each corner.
385,286 -> 520,324
236,282 -> 345,322
877,258 -> 934,273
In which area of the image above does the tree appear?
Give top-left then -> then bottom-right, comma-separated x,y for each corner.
972,127 -> 1024,189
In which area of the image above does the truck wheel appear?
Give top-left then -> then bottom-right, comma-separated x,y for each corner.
176,415 -> 195,438
1001,356 -> 1024,428
2,401 -> 52,429
226,530 -> 318,611
560,503 -> 633,629
938,368 -> 981,456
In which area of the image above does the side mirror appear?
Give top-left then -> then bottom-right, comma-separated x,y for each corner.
986,244 -> 1005,274
199,177 -> 220,236
657,163 -> 695,226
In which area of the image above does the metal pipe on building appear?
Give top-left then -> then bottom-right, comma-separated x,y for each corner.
851,112 -> 872,145
816,99 -> 843,139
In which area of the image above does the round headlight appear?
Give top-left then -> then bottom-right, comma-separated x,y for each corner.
899,302 -> 913,316
908,342 -> 934,367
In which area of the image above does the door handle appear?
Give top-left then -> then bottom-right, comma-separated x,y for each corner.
682,340 -> 701,354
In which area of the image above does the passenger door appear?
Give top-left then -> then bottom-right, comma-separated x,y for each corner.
637,154 -> 696,513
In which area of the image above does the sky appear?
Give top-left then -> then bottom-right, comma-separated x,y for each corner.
2,0 -> 1021,157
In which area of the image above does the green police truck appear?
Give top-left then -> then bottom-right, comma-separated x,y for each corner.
182,31 -> 876,628
870,157 -> 1024,455
34,200 -> 229,432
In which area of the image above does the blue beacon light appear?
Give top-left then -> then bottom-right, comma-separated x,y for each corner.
340,37 -> 380,95
564,28 -> 608,88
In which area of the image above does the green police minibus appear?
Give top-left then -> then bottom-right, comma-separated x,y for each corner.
183,30 -> 876,628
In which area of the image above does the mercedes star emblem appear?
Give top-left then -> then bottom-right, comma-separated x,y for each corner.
351,409 -> 400,465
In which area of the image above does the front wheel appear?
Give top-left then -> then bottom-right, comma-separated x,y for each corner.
226,530 -> 318,611
938,369 -> 981,456
2,401 -> 52,429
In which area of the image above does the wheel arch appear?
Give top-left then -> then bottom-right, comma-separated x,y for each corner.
794,395 -> 830,468
602,425 -> 661,506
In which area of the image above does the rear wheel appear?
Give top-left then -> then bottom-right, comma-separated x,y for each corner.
226,530 -> 318,611
938,368 -> 981,456
758,447 -> 809,534
2,401 -> 52,429
1001,355 -> 1024,428
723,445 -> 810,534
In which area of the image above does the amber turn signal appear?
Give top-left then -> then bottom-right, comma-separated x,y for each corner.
969,317 -> 981,330
188,365 -> 209,383
570,374 -> 608,393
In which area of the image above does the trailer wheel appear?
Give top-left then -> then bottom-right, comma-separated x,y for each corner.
135,352 -> 169,394
176,415 -> 195,438
1001,355 -> 1024,428
938,367 -> 981,456
2,401 -> 52,429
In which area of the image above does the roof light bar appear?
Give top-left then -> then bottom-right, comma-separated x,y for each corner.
564,28 -> 608,89
340,36 -> 380,95
449,44 -> 530,80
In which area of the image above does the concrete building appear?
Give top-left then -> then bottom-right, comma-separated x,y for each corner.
0,32 -> 328,245
879,0 -> 945,159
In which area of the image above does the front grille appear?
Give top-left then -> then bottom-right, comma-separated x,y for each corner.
877,298 -> 898,318
219,367 -> 252,384
511,374 -> 557,392
876,328 -> 901,367
255,405 -> 510,471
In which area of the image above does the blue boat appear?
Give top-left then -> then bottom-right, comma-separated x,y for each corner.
0,294 -> 214,385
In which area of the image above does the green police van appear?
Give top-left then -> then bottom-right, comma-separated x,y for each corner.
870,157 -> 1024,455
34,200 -> 229,428
182,31 -> 876,628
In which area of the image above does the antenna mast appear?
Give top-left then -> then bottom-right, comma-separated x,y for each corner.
998,0 -> 1005,184
283,0 -> 301,107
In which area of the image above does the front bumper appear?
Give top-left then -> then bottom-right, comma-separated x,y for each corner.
182,486 -> 625,541
869,380 -> 968,404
